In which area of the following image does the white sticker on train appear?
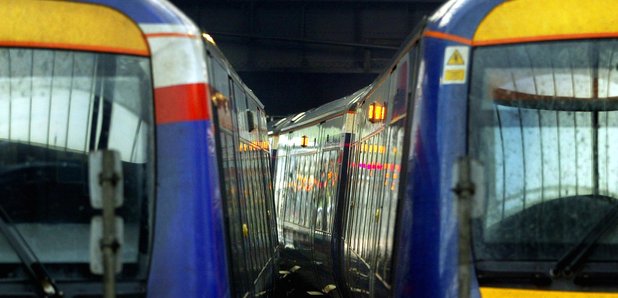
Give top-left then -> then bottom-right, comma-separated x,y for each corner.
441,46 -> 469,84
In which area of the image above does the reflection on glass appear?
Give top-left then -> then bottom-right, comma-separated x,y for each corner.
0,48 -> 152,279
470,40 -> 618,264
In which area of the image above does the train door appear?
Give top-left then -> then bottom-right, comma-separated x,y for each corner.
313,117 -> 345,291
258,107 -> 278,254
207,53 -> 252,298
370,53 -> 412,297
229,79 -> 267,293
256,106 -> 278,290
345,77 -> 392,296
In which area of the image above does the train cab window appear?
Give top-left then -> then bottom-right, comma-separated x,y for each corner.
0,48 -> 153,279
469,40 -> 618,274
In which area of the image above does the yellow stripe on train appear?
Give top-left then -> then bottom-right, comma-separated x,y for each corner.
474,0 -> 618,46
481,287 -> 618,298
0,0 -> 148,56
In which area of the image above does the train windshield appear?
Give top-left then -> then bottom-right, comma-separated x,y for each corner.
469,40 -> 618,273
0,48 -> 153,282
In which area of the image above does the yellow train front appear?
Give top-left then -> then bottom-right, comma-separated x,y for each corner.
397,0 -> 618,296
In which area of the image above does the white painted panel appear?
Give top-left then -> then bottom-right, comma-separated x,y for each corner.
148,36 -> 206,88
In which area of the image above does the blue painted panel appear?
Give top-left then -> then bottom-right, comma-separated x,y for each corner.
81,0 -> 188,25
147,121 -> 230,298
434,37 -> 470,298
406,36 -> 443,297
395,34 -> 472,297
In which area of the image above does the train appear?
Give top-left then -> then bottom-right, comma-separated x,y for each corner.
0,0 -> 276,297
271,0 -> 618,297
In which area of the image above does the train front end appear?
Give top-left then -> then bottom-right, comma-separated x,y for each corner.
0,0 -> 239,297
0,1 -> 155,296
404,0 -> 618,296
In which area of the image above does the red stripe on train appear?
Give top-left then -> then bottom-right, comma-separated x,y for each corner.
154,83 -> 210,124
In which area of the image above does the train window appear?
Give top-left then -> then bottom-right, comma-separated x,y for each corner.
350,143 -> 361,253
239,146 -> 257,276
382,126 -> 404,281
253,150 -> 264,274
220,133 -> 249,290
254,149 -> 268,267
359,141 -> 371,258
326,150 -> 338,231
247,149 -> 258,271
345,146 -> 355,250
284,154 -> 297,224
355,141 -> 368,254
274,155 -> 287,228
469,40 -> 618,267
315,153 -> 327,232
305,153 -> 318,228
211,59 -> 234,128
301,153 -> 316,227
0,49 -> 153,276
234,85 -> 247,133
369,133 -> 387,268
290,154 -> 300,225
294,154 -> 306,225
345,143 -> 359,251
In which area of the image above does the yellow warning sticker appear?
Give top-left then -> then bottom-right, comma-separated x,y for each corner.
444,69 -> 465,81
442,46 -> 469,84
447,50 -> 465,65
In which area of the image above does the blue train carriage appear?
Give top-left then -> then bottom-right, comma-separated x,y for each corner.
0,0 -> 276,297
270,88 -> 369,295
398,0 -> 618,297
204,38 -> 278,297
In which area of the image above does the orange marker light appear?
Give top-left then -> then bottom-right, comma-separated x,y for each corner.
368,102 -> 386,123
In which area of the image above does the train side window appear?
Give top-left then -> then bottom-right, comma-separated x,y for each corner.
275,155 -> 288,224
357,141 -> 369,256
365,138 -> 377,260
300,153 -> 311,227
234,84 -> 247,134
283,154 -> 294,224
348,143 -> 359,252
367,135 -> 382,262
304,153 -> 317,228
254,149 -> 268,266
248,148 -> 262,271
386,127 -> 404,281
375,128 -> 394,277
211,59 -> 235,130
294,154 -> 306,225
290,154 -> 300,225
352,142 -> 365,254
326,150 -> 339,232
348,143 -> 362,253
305,153 -> 315,227
315,152 -> 327,232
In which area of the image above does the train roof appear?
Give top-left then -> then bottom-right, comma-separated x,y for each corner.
271,86 -> 371,135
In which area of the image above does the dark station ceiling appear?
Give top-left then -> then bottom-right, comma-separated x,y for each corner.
171,0 -> 446,117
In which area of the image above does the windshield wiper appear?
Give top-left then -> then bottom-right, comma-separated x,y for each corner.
551,199 -> 618,277
0,205 -> 62,297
